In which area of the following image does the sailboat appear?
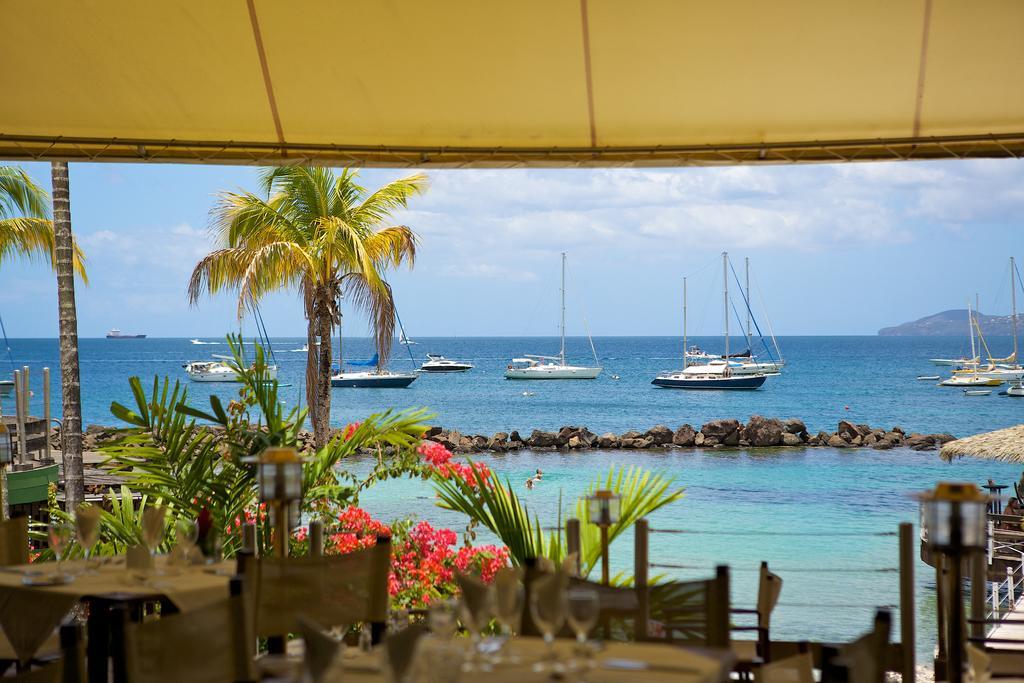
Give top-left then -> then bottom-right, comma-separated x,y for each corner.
653,253 -> 769,390
940,302 -> 1002,387
969,256 -> 1024,381
330,298 -> 418,388
399,330 -> 417,345
505,253 -> 602,380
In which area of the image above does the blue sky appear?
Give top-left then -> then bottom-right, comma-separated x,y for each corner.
1,159 -> 1022,338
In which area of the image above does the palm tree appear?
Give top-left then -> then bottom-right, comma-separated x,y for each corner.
189,166 -> 425,449
1,163 -> 87,508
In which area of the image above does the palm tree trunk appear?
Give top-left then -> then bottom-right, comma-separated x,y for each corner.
51,162 -> 84,510
315,310 -> 333,448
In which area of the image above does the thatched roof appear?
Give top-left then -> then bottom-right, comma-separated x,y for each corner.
940,425 -> 1024,464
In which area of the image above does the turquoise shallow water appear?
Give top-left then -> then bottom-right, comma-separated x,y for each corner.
3,335 -> 1023,659
354,447 -> 1021,661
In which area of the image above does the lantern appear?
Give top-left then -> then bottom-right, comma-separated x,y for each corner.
249,446 -> 305,558
586,490 -> 621,585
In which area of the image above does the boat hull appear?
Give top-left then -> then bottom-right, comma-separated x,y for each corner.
652,374 -> 768,390
107,334 -> 146,339
331,373 -> 418,388
186,364 -> 278,382
419,365 -> 473,373
505,366 -> 602,380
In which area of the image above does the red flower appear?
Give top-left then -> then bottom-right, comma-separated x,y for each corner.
343,422 -> 361,441
418,441 -> 453,466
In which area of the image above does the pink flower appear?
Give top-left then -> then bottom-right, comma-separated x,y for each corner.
418,441 -> 453,466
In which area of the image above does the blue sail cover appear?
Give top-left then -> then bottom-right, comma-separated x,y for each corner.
347,354 -> 379,367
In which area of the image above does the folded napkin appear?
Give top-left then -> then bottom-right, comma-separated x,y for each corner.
298,615 -> 346,683
126,545 -> 154,572
384,623 -> 427,683
455,572 -> 492,627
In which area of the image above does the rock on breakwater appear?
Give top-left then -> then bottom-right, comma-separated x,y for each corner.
421,416 -> 956,454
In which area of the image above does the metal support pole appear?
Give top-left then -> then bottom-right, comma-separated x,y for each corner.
13,370 -> 26,468
899,522 -> 916,683
566,518 -> 581,576
0,464 -> 7,521
309,519 -> 323,558
599,525 -> 610,586
43,368 -> 51,464
635,518 -> 649,641
935,553 -> 947,677
970,552 -> 986,641
1008,566 -> 1016,606
272,502 -> 288,559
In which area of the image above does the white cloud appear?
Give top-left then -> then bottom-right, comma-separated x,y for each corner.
440,263 -> 538,282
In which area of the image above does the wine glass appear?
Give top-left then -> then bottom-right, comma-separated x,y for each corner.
75,504 -> 102,571
566,585 -> 600,669
141,505 -> 167,567
529,579 -> 567,673
493,578 -> 524,662
172,519 -> 199,566
459,585 -> 494,672
428,599 -> 458,639
47,520 -> 73,580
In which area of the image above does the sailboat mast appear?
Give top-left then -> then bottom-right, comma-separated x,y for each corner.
745,257 -> 751,346
683,277 -> 688,370
968,300 -> 976,361
560,252 -> 566,365
723,252 -> 729,359
1012,256 -> 1019,362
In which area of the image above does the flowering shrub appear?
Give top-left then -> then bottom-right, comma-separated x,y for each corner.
417,441 -> 493,488
294,506 -> 509,611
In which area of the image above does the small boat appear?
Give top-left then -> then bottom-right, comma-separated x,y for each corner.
291,345 -> 309,353
930,357 -> 975,366
183,360 -> 278,383
963,389 -> 992,396
106,328 -> 146,339
419,354 -> 473,373
330,370 -> 418,388
1004,381 -> 1024,397
0,379 -> 12,398
189,339 -> 219,345
685,345 -> 718,361
917,375 -> 941,381
399,331 -> 417,346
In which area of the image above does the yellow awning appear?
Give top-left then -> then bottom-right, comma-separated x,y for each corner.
3,0 -> 1024,167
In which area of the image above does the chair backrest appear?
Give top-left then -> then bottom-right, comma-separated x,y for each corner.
246,538 -> 391,638
9,623 -> 86,683
567,565 -> 730,647
757,651 -> 815,683
123,578 -> 255,683
0,517 -> 29,567
647,565 -> 731,647
828,609 -> 891,683
756,561 -> 783,631
967,643 -> 991,683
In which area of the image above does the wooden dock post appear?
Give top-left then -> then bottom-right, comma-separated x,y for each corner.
899,522 -> 916,683
42,368 -> 51,464
635,518 -> 649,640
970,552 -> 987,641
566,518 -> 581,575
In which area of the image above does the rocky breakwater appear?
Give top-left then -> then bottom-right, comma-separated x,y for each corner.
421,418 -> 956,453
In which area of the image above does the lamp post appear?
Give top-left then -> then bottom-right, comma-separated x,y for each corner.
586,489 -> 621,585
254,446 -> 304,559
918,482 -> 988,683
0,411 -> 12,521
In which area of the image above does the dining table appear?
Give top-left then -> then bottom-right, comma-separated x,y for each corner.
0,554 -> 234,682
332,636 -> 734,683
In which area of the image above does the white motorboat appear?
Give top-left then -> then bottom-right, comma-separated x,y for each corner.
183,360 -> 278,382
506,252 -> 602,380
505,356 -> 602,380
330,370 -> 418,388
917,375 -> 941,381
930,357 -> 976,366
419,354 -> 473,373
685,345 -> 717,361
730,359 -> 785,375
1004,381 -> 1024,397
964,389 -> 992,396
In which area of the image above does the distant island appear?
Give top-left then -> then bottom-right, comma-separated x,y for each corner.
879,309 -> 1023,336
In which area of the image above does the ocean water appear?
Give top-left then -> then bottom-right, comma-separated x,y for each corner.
2,335 -> 1021,436
3,335 -> 1023,659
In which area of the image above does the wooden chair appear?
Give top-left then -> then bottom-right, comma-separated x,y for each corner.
240,537 -> 391,643
732,561 -> 784,674
121,577 -> 255,683
822,609 -> 891,683
565,565 -> 731,647
0,517 -> 29,567
8,623 -> 85,683
756,644 -> 813,683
